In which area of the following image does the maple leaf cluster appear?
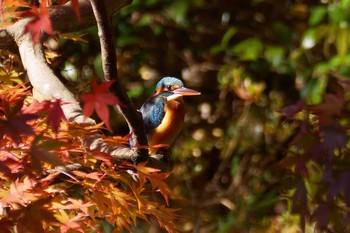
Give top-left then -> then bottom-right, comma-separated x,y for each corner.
0,0 -> 80,44
0,54 -> 181,233
279,79 -> 350,232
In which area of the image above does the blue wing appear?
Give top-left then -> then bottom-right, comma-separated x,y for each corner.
140,96 -> 166,132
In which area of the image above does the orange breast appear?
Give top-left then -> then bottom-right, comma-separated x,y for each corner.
148,99 -> 185,154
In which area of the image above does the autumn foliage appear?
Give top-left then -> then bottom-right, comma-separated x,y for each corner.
0,1 -> 180,232
0,83 -> 180,232
279,79 -> 350,232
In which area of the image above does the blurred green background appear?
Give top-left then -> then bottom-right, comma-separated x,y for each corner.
49,0 -> 350,232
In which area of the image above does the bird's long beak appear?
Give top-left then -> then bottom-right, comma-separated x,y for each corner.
173,87 -> 201,96
167,87 -> 201,101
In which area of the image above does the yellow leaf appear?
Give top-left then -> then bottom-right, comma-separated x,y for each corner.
59,33 -> 88,43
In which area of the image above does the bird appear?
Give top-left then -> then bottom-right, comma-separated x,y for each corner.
140,77 -> 201,154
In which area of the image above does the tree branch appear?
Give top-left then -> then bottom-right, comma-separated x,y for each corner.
6,19 -> 143,162
89,0 -> 149,163
3,0 -> 147,163
6,18 -> 92,124
0,0 -> 131,50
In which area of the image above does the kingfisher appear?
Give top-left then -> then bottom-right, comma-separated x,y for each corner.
140,77 -> 201,154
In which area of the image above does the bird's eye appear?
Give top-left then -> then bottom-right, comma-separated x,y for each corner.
166,85 -> 172,91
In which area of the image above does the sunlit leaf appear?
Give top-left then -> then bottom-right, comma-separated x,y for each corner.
59,33 -> 88,43
335,27 -> 349,57
221,27 -> 237,46
21,0 -> 54,45
81,79 -> 122,131
264,46 -> 285,67
229,38 -> 263,61
309,6 -> 327,26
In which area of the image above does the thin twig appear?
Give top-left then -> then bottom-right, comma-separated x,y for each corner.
89,0 -> 148,163
43,163 -> 82,175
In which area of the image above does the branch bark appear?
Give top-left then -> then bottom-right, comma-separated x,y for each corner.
6,18 -> 91,125
0,0 -> 131,50
89,0 -> 149,163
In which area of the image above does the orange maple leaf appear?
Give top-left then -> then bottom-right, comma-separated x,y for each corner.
21,0 -> 54,44
22,99 -> 67,133
72,170 -> 103,181
29,137 -> 64,173
53,198 -> 94,215
130,162 -> 175,205
89,151 -> 114,167
81,79 -> 121,131
0,151 -> 24,177
59,213 -> 86,233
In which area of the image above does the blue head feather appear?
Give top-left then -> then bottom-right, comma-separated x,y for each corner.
155,77 -> 184,91
141,77 -> 185,132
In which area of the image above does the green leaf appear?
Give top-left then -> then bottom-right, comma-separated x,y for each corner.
301,76 -> 327,104
328,5 -> 347,24
137,14 -> 153,26
127,84 -> 144,98
166,0 -> 189,24
210,44 -> 225,55
313,62 -> 331,75
229,38 -> 263,61
221,27 -> 237,46
340,0 -> 350,8
264,46 -> 285,67
309,6 -> 327,26
336,27 -> 349,57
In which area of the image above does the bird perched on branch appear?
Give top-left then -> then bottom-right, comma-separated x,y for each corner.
140,77 -> 201,154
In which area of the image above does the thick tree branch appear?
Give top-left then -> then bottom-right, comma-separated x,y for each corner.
6,21 -> 142,162
90,0 -> 149,163
6,18 -> 92,124
0,0 -> 131,50
4,0 -> 146,163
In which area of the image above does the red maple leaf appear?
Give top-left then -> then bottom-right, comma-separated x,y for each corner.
0,113 -> 37,144
44,99 -> 67,133
0,91 -> 38,144
23,99 -> 67,133
21,0 -> 54,44
278,99 -> 305,120
81,79 -> 122,131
